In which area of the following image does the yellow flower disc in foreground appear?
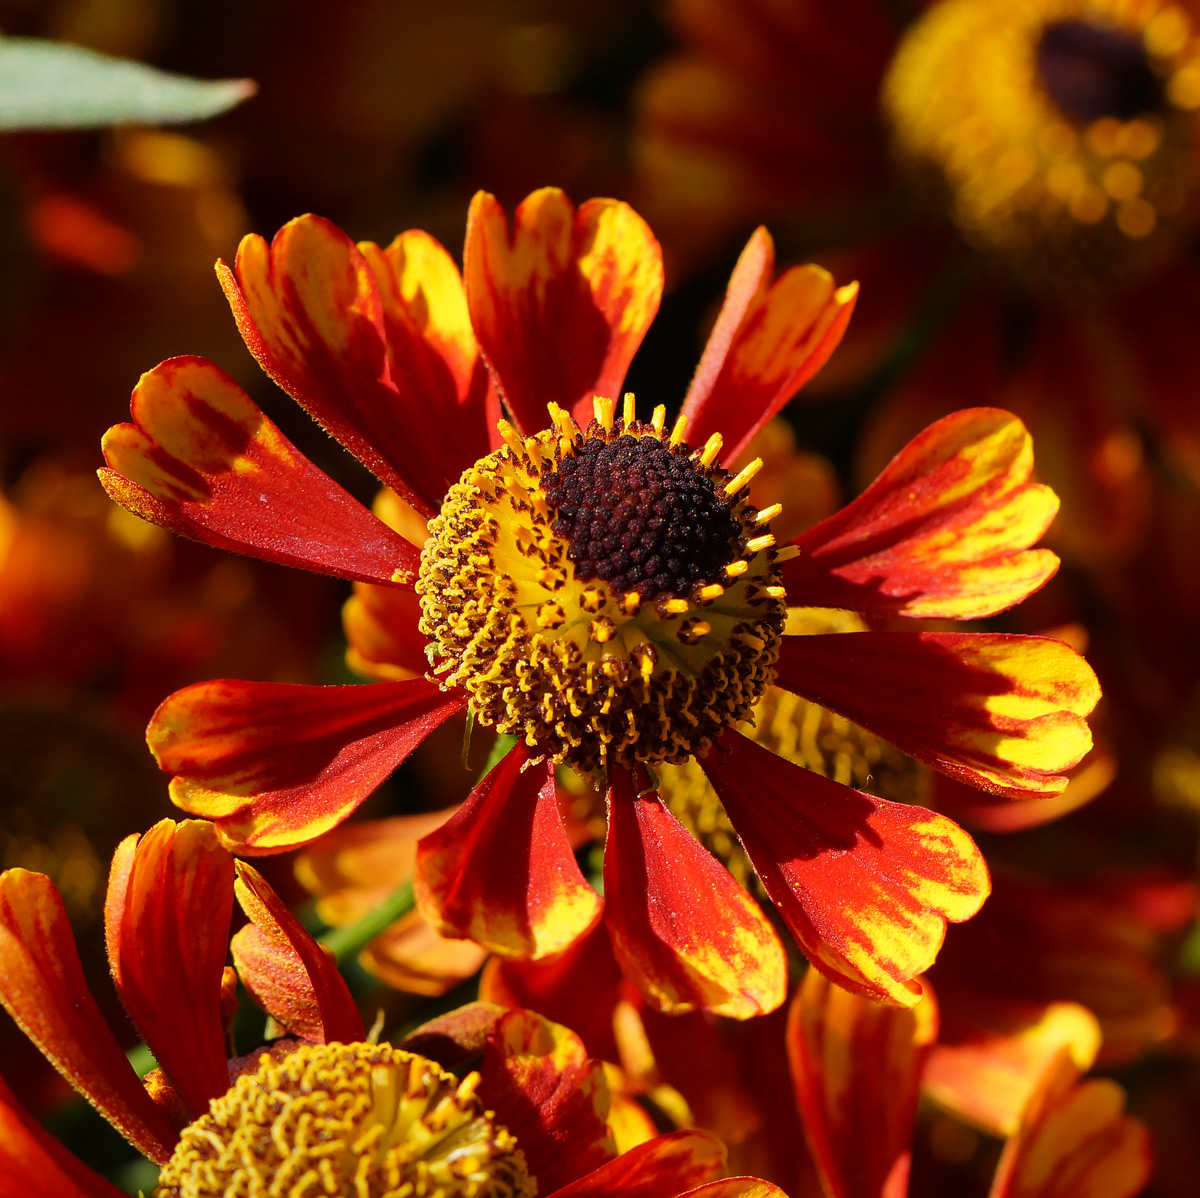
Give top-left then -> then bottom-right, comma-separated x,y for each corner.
883,0 -> 1200,286
155,1041 -> 534,1198
417,399 -> 787,773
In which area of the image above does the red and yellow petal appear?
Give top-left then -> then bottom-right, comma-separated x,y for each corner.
680,227 -> 857,464
220,214 -> 461,515
0,871 -> 176,1164
546,1128 -> 726,1198
149,676 -> 465,854
787,967 -> 938,1198
342,582 -> 429,681
99,356 -> 419,585
774,631 -> 1100,797
988,1052 -> 1152,1198
414,745 -> 603,959
480,1008 -> 615,1193
603,767 -> 786,1019
104,820 -> 233,1122
231,862 -> 364,1044
0,1071 -> 128,1198
786,408 -> 1060,619
361,228 -> 500,464
702,732 -> 989,1007
464,188 -> 663,431
924,995 -> 1101,1138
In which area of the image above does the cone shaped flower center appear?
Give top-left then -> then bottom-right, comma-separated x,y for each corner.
155,1041 -> 534,1198
882,0 -> 1200,287
417,397 -> 787,773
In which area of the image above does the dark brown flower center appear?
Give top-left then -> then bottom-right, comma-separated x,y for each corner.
544,433 -> 742,602
1037,19 -> 1164,123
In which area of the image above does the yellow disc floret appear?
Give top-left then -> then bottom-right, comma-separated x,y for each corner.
417,397 -> 787,774
155,1041 -> 535,1198
883,0 -> 1200,287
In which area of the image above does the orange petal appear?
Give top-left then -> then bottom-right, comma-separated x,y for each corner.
681,227 -> 857,463
702,731 -> 989,1007
358,910 -> 488,997
343,582 -> 428,680
787,408 -> 1060,619
99,356 -> 420,585
679,1182 -> 790,1198
787,968 -> 938,1198
0,871 -> 176,1163
603,767 -> 786,1019
775,631 -> 1099,797
547,1128 -> 726,1198
104,820 -> 234,1122
149,676 -> 465,853
221,215 -> 473,514
361,229 -> 499,462
480,1008 -> 615,1192
925,994 -> 1101,1138
0,1070 -> 127,1198
988,1052 -> 1151,1198
231,862 -> 364,1044
464,188 -> 663,431
414,746 -> 603,959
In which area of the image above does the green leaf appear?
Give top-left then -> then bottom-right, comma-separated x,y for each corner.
0,37 -> 255,130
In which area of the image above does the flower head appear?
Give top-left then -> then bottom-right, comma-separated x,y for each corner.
0,817 -> 782,1198
100,188 -> 1098,1011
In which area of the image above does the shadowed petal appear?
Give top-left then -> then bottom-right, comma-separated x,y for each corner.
787,968 -> 938,1198
603,767 -> 786,1019
0,1071 -> 128,1198
774,632 -> 1099,797
343,582 -> 429,681
0,871 -> 176,1163
547,1128 -> 726,1198
149,677 -> 465,853
105,820 -> 233,1122
464,188 -> 663,430
681,227 -> 857,464
414,745 -> 603,959
100,356 -> 419,585
220,215 -> 464,514
702,732 -> 989,1006
231,862 -> 364,1044
480,1008 -> 615,1192
680,1183 -> 790,1198
785,409 -> 1060,619
988,1052 -> 1152,1198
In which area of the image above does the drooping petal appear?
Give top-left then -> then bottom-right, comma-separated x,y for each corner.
702,732 -> 989,1006
546,1129 -> 726,1198
464,188 -> 663,430
680,227 -> 857,464
0,1070 -> 128,1198
479,920 -> 625,1063
774,631 -> 1100,797
603,767 -> 786,1019
149,677 -> 465,853
787,967 -> 938,1198
361,229 -> 500,467
231,862 -> 364,1044
219,215 -> 464,514
480,1008 -> 615,1192
415,746 -> 603,959
99,356 -> 419,585
0,871 -> 176,1164
104,820 -> 233,1122
679,1183 -> 790,1198
358,912 -> 489,997
988,1052 -> 1151,1198
924,994 -> 1101,1138
785,408 -> 1060,619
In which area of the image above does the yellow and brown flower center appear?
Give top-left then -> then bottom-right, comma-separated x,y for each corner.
416,398 -> 787,774
883,0 -> 1200,288
155,1041 -> 535,1198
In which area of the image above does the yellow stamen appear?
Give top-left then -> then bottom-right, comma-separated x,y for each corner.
699,433 -> 724,467
724,458 -> 763,495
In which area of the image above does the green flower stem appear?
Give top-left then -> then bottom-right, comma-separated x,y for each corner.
320,880 -> 415,962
